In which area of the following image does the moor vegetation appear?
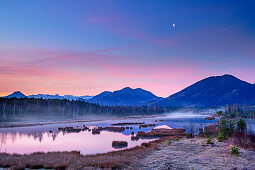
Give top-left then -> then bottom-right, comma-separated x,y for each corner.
215,112 -> 255,150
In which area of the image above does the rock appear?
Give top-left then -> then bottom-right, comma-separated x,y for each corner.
112,141 -> 128,148
131,136 -> 139,141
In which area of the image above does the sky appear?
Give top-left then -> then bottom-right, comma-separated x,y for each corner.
0,0 -> 255,97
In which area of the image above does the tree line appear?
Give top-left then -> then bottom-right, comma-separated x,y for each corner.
225,104 -> 255,118
0,97 -> 178,120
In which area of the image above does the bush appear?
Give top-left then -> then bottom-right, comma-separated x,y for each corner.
219,117 -> 228,137
168,140 -> 172,145
207,136 -> 213,144
186,133 -> 192,138
217,132 -> 224,142
233,131 -> 255,149
236,119 -> 247,133
175,137 -> 180,141
216,110 -> 223,116
231,147 -> 240,157
228,120 -> 235,136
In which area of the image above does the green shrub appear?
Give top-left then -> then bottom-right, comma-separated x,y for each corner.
219,117 -> 228,137
207,136 -> 213,144
217,132 -> 224,142
236,119 -> 247,133
186,133 -> 192,138
231,147 -> 240,157
216,110 -> 224,116
168,140 -> 172,145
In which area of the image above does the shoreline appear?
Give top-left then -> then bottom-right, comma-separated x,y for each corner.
0,114 -> 166,129
0,129 -> 183,169
1,135 -> 254,169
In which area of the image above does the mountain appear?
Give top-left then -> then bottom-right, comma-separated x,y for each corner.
153,74 -> 255,107
79,95 -> 94,100
63,95 -> 93,100
28,94 -> 64,100
6,91 -> 26,98
28,94 -> 94,101
88,87 -> 162,106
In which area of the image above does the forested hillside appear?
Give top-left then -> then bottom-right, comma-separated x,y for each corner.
0,98 -> 171,120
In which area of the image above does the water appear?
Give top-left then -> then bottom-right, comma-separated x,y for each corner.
0,111 -> 218,155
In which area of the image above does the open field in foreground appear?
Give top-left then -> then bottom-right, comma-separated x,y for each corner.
1,129 -> 255,169
133,137 -> 255,170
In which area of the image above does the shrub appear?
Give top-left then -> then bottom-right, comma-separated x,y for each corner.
207,136 -> 213,144
231,147 -> 239,157
217,132 -> 224,142
236,119 -> 247,133
167,140 -> 172,145
233,131 -> 255,149
228,120 -> 235,136
216,110 -> 223,116
186,133 -> 192,138
219,117 -> 228,137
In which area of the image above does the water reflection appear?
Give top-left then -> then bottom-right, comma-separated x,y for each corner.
0,112 -> 219,155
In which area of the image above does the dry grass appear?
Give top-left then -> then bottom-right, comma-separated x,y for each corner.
232,131 -> 255,150
137,128 -> 186,138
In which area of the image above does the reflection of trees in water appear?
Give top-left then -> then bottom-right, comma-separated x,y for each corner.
0,131 -> 61,144
0,133 -> 8,151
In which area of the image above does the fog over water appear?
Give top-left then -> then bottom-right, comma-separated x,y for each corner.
0,109 -> 222,155
2,109 -> 254,155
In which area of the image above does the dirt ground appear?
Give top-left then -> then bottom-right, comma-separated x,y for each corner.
132,137 -> 255,170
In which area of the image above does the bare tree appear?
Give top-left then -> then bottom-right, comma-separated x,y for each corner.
186,120 -> 198,138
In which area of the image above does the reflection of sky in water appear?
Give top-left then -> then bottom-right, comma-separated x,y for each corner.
0,112 -> 223,155
0,130 -> 154,155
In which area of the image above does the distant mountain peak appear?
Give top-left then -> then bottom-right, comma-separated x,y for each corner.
221,74 -> 235,77
7,91 -> 26,98
13,91 -> 23,94
88,87 -> 161,106
153,74 -> 255,107
122,87 -> 132,90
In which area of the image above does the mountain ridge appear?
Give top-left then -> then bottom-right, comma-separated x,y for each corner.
88,87 -> 162,106
3,92 -> 93,101
2,74 -> 254,107
152,74 -> 255,107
